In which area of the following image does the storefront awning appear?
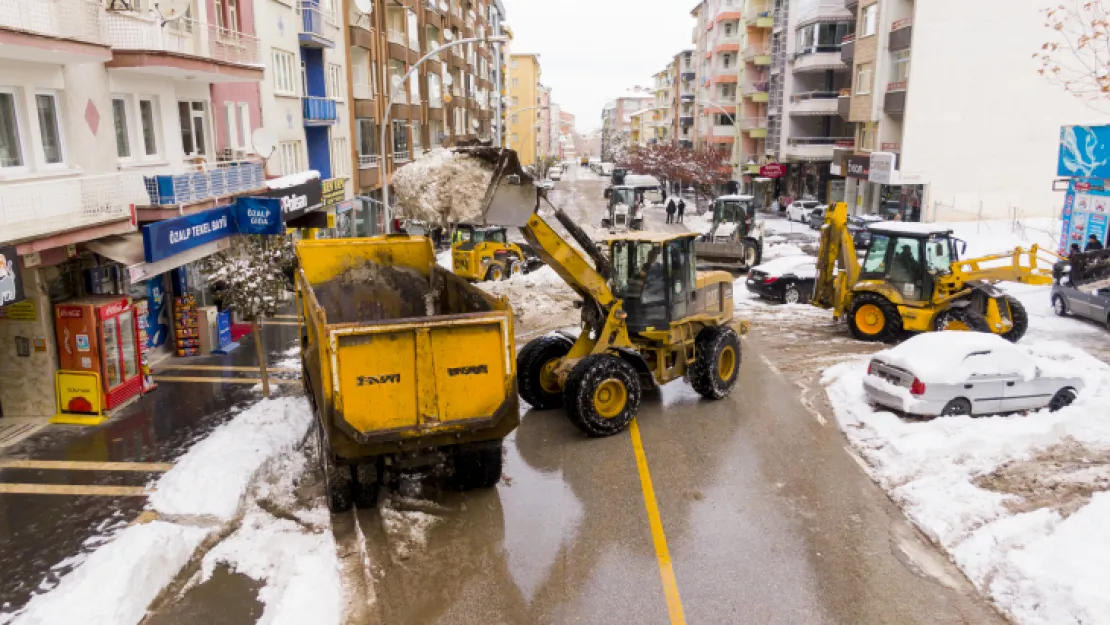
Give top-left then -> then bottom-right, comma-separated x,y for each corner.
85,233 -> 230,284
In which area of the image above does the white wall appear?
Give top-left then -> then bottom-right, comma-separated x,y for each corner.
255,0 -> 307,177
903,0 -> 1102,220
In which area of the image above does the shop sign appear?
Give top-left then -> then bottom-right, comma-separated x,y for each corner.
869,152 -> 898,184
260,178 -> 324,223
1058,125 -> 1110,179
320,178 -> 347,209
234,197 -> 284,236
0,300 -> 36,321
846,155 -> 870,179
1059,178 -> 1110,253
759,163 -> 786,178
142,205 -> 236,264
0,245 -> 25,307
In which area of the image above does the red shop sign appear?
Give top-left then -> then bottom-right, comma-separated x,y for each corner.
760,163 -> 786,178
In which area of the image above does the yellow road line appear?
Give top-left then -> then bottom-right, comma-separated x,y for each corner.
272,315 -> 299,320
0,460 -> 173,472
0,483 -> 150,497
152,376 -> 301,385
629,419 -> 686,625
154,364 -> 298,373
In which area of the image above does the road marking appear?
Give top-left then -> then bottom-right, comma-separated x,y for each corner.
843,446 -> 871,473
154,364 -> 298,373
152,376 -> 301,385
0,483 -> 150,497
272,315 -> 299,320
759,354 -> 780,374
0,460 -> 173,472
265,321 -> 302,327
629,419 -> 687,625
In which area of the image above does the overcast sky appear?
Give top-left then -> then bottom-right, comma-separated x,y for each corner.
502,0 -> 696,133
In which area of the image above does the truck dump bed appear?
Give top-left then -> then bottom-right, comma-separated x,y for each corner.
296,237 -> 517,450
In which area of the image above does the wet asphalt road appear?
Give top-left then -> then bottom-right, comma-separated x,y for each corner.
348,167 -> 1004,625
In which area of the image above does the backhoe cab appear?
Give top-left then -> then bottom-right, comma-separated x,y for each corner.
695,194 -> 765,270
601,186 -> 644,232
812,203 -> 1058,342
451,224 -> 527,282
460,146 -> 746,438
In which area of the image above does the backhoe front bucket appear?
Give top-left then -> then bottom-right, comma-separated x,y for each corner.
454,146 -> 540,228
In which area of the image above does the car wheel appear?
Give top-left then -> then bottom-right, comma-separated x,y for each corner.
940,398 -> 973,417
1052,295 -> 1069,317
1048,388 -> 1077,412
783,284 -> 802,305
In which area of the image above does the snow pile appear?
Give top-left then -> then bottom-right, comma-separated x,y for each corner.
9,522 -> 211,625
392,149 -> 494,224
151,397 -> 314,522
477,266 -> 579,334
823,339 -> 1110,625
378,505 -> 442,563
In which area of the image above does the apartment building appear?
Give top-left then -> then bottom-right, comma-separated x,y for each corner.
674,50 -> 696,148
538,84 -> 552,159
346,0 -> 505,232
507,53 -> 540,166
652,69 -> 674,146
835,0 -> 1090,221
692,0 -> 743,169
736,0 -> 773,178
600,95 -> 654,159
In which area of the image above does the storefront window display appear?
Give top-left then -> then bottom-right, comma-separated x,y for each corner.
877,185 -> 924,222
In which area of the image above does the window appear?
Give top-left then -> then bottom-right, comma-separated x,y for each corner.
511,77 -> 519,88
855,63 -> 872,95
891,49 -> 911,84
429,120 -> 442,146
327,63 -> 344,99
407,9 -> 419,50
0,92 -> 24,168
332,137 -> 348,178
356,118 -> 377,165
427,72 -> 442,107
214,0 -> 225,29
238,103 -> 251,152
862,234 -> 889,274
112,97 -> 131,159
511,132 -> 519,143
392,119 -> 409,153
724,23 -> 733,36
861,4 -> 877,37
511,96 -> 519,106
272,50 -> 298,95
511,114 -> 518,124
412,121 -> 422,153
511,58 -> 518,68
35,93 -> 64,165
279,141 -> 302,176
227,0 -> 239,31
139,98 -> 158,156
860,122 -> 877,151
178,101 -> 208,157
371,60 -> 379,97
225,102 -> 239,149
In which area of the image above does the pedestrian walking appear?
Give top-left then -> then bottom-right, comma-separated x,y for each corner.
661,187 -> 668,204
677,198 -> 686,224
665,196 -> 676,224
1086,234 -> 1104,251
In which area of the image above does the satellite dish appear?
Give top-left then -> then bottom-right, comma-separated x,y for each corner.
443,29 -> 454,41
353,0 -> 372,14
153,0 -> 190,22
444,74 -> 454,86
471,119 -> 480,130
251,127 -> 277,158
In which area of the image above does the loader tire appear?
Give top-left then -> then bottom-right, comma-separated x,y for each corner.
564,354 -> 641,437
352,462 -> 379,509
848,293 -> 903,343
934,307 -> 991,334
517,335 -> 573,410
1001,295 -> 1029,343
689,326 -> 742,400
316,420 -> 352,513
742,237 -> 762,268
485,263 -> 505,281
449,443 -> 504,491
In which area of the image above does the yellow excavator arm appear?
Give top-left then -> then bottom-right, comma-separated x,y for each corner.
941,246 -> 1062,293
811,202 -> 860,319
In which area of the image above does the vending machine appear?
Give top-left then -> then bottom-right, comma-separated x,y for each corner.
55,296 -> 144,410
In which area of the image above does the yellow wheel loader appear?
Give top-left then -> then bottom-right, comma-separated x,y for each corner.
468,147 -> 748,437
451,224 -> 527,281
811,202 -> 1061,342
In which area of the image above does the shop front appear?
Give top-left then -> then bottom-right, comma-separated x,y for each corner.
843,153 -> 925,221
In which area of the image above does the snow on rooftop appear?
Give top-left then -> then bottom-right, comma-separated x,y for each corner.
265,170 -> 321,190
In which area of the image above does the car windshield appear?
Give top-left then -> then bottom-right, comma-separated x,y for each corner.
802,201 -> 819,208
611,240 -> 662,299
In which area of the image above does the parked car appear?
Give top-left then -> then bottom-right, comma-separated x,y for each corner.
549,170 -> 562,181
539,179 -> 556,190
746,255 -> 817,304
847,215 -> 883,251
785,200 -> 822,222
863,332 -> 1082,417
807,206 -> 826,229
1052,282 -> 1110,328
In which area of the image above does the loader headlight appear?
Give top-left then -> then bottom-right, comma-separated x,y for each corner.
481,257 -> 491,265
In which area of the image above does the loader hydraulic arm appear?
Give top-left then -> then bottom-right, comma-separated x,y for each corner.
519,206 -> 616,310
811,202 -> 861,319
940,245 -> 1062,293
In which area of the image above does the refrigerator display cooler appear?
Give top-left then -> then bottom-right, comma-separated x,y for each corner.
55,296 -> 144,410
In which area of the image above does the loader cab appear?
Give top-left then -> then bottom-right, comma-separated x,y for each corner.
859,223 -> 957,303
607,233 -> 699,333
603,186 -> 642,231
711,195 -> 756,237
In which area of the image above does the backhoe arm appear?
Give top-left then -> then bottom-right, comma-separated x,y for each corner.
519,207 -> 616,309
811,202 -> 860,319
943,245 -> 1062,292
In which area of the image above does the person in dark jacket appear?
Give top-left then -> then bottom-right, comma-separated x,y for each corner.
676,198 -> 686,224
1086,234 -> 1104,251
665,196 -> 676,224
1070,243 -> 1083,258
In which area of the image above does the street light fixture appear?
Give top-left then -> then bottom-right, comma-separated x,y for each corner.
380,34 -> 510,231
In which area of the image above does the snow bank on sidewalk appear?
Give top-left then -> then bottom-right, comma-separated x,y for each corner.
151,397 -> 313,522
823,339 -> 1110,625
10,521 -> 210,625
478,266 -> 579,334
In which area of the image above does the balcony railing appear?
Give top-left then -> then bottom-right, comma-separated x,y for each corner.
0,0 -> 104,44
1,173 -> 147,245
104,13 -> 261,67
744,2 -> 772,25
387,29 -> 407,47
298,1 -> 334,41
353,83 -> 374,100
358,154 -> 379,168
302,96 -> 337,123
793,0 -> 852,25
740,117 -> 768,130
741,81 -> 770,95
743,45 -> 770,61
393,150 -> 411,164
142,161 -> 265,206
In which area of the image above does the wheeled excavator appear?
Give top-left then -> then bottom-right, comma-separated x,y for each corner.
469,147 -> 748,437
811,202 -> 1061,342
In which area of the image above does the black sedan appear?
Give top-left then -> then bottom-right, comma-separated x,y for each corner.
745,255 -> 818,304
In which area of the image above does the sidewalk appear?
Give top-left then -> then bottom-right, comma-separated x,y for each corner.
0,320 -> 302,616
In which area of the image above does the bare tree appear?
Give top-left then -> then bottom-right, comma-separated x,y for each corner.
1034,0 -> 1110,112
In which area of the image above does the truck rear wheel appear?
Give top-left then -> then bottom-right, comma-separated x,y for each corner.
316,420 -> 352,513
848,293 -> 903,342
564,354 -> 641,437
449,443 -> 504,491
518,335 -> 573,409
689,326 -> 741,400
352,463 -> 379,509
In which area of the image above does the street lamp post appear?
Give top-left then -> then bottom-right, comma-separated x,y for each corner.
380,34 -> 509,231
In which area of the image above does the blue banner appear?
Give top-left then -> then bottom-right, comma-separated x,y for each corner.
235,197 -> 284,235
142,205 -> 235,263
1058,125 -> 1110,179
1059,178 -> 1110,253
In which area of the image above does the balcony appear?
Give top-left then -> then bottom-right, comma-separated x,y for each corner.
393,150 -> 412,165
104,13 -> 263,83
358,154 -> 380,169
789,91 -> 840,115
890,18 -> 913,51
679,115 -> 694,126
0,173 -> 147,248
680,91 -> 696,102
742,45 -> 772,65
740,117 -> 768,138
794,0 -> 853,27
353,82 -> 374,101
884,81 -> 907,119
0,0 -> 110,64
784,137 -> 853,161
744,2 -> 773,27
838,88 -> 851,119
681,70 -> 696,81
741,81 -> 770,102
841,34 -> 855,63
141,161 -> 265,207
303,96 -> 337,125
298,1 -> 335,48
792,48 -> 846,73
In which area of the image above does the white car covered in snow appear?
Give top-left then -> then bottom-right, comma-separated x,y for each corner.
785,200 -> 823,222
863,332 -> 1083,417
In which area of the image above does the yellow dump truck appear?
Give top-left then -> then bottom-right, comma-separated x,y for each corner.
296,236 -> 519,512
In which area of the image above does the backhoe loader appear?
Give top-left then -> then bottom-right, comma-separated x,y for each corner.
468,147 -> 747,437
811,202 -> 1060,342
451,224 -> 527,281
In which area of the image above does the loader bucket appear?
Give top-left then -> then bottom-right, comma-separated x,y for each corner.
452,146 -> 540,228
